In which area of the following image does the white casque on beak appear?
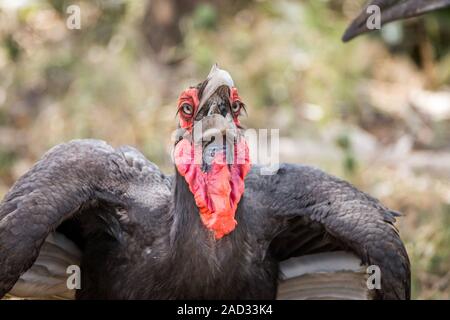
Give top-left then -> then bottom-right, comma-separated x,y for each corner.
196,64 -> 234,116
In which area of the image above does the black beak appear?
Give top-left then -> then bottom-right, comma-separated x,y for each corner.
342,0 -> 450,42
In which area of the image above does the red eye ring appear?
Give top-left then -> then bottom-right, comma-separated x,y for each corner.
177,88 -> 199,130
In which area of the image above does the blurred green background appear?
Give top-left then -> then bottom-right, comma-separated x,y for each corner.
0,0 -> 449,299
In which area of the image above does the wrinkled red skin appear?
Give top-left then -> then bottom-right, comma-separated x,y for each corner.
175,87 -> 250,239
177,87 -> 243,129
174,138 -> 251,239
177,88 -> 200,131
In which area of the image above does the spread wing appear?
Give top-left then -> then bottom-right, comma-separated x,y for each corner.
0,139 -> 172,299
245,164 -> 410,300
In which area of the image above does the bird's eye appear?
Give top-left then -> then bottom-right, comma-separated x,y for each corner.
181,104 -> 193,116
231,102 -> 241,114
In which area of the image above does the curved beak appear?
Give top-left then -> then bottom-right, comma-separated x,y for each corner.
196,64 -> 234,118
343,0 -> 450,42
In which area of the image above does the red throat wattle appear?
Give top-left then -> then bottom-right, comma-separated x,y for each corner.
174,138 -> 251,239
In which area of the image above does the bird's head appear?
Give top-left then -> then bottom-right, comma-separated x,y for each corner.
173,64 -> 251,239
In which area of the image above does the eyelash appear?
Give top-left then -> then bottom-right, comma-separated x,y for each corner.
232,102 -> 241,115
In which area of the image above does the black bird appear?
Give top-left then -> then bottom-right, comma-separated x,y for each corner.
5,0 -> 450,299
343,0 -> 450,41
0,65 -> 409,300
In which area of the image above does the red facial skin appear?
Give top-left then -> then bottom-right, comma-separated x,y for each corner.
174,87 -> 251,239
177,87 -> 242,130
177,88 -> 199,131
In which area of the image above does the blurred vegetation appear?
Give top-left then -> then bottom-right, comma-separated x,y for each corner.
0,0 -> 449,299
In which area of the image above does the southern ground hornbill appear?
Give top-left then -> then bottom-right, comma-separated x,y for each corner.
1,0 -> 449,300
0,65 -> 410,300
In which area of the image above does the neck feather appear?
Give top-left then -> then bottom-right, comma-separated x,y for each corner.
172,171 -> 209,242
